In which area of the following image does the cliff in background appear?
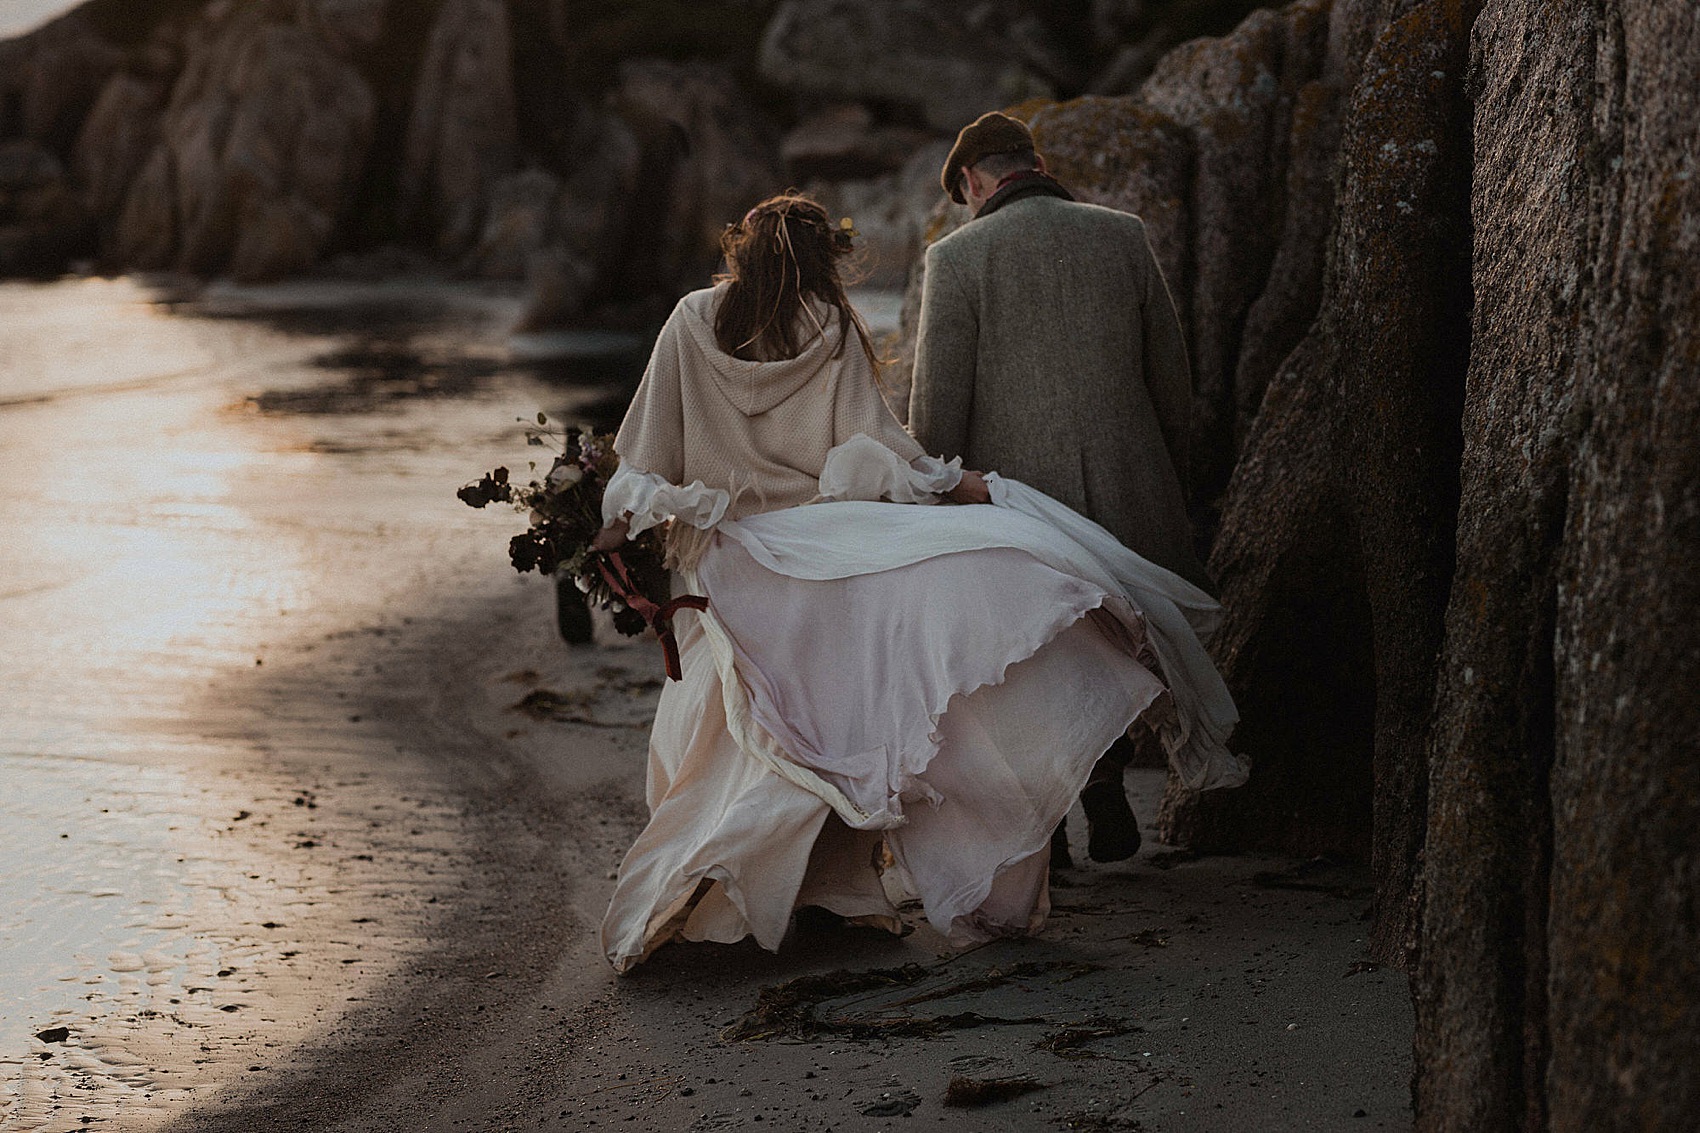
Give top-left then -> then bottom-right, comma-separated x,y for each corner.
0,0 -> 1272,320
0,0 -> 784,323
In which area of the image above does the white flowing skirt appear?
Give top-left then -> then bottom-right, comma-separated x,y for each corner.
599,481 -> 1245,973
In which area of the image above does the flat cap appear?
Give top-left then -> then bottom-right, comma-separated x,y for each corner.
941,111 -> 1035,204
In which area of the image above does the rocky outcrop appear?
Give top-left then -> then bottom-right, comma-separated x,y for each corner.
464,167 -> 566,279
0,140 -> 87,274
106,2 -> 377,280
1137,4 -> 1334,514
481,103 -> 643,321
602,59 -> 784,305
299,0 -> 389,56
885,1 -> 1700,1126
0,0 -> 790,295
0,0 -> 1298,298
0,10 -> 123,150
1416,2 -> 1700,1129
1161,0 -> 1475,972
1413,4 -> 1591,1122
402,0 -> 518,256
1088,0 -> 1297,95
513,56 -> 788,330
759,0 -> 1056,133
804,139 -> 952,290
780,104 -> 933,181
71,71 -> 169,221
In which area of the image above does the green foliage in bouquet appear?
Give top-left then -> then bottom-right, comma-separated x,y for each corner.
458,413 -> 668,637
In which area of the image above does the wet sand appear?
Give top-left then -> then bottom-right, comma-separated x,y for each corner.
0,276 -> 639,1130
1,278 -> 1412,1132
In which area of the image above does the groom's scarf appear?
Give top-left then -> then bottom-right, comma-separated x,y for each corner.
974,170 -> 1075,218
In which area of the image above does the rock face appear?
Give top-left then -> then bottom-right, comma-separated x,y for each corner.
0,0 -> 790,297
0,0 -> 1302,299
892,33 -> 1698,1131
71,71 -> 169,221
402,0 -> 518,255
805,139 -> 953,290
759,0 -> 1055,132
1136,4 -> 1337,518
496,104 -> 644,325
0,140 -> 87,274
604,58 -> 784,307
1417,2 -> 1700,1129
0,10 -> 123,151
781,104 -> 932,181
105,2 -> 377,280
1164,0 -> 1475,970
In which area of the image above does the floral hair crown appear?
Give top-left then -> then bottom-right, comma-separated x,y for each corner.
737,202 -> 859,250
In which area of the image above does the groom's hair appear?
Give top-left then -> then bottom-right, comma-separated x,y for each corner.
971,148 -> 1039,182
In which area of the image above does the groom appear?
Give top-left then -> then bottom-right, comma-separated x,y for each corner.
909,111 -> 1207,865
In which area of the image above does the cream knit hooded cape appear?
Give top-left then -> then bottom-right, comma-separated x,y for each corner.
615,285 -> 926,520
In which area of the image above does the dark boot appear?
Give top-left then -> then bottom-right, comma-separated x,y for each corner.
1050,819 -> 1074,871
555,572 -> 594,644
1081,739 -> 1142,862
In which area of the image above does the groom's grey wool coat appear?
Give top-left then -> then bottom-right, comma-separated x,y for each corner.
908,193 -> 1209,589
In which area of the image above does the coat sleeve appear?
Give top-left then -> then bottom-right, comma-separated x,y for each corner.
907,243 -> 977,462
613,300 -> 688,484
1136,218 -> 1193,493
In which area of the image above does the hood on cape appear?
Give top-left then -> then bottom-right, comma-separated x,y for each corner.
678,287 -> 847,416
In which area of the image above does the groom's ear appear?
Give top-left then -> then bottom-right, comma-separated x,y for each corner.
958,166 -> 979,204
1035,154 -> 1049,174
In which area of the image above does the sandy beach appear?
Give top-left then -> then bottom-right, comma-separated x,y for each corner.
1,278 -> 1412,1132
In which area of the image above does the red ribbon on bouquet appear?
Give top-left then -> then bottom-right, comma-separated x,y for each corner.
598,551 -> 708,682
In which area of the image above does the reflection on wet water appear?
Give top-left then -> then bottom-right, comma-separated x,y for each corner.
0,276 -> 648,1126
251,345 -> 509,415
0,754 -> 206,1014
249,327 -> 645,418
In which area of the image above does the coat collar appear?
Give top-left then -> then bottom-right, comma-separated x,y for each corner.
974,170 -> 1075,219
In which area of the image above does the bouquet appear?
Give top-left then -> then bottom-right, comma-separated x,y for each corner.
459,414 -> 698,673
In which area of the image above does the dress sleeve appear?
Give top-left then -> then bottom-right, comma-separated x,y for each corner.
603,464 -> 729,536
613,299 -> 688,484
819,435 -> 962,503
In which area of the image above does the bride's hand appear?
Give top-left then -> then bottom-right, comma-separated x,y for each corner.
946,471 -> 991,505
591,516 -> 631,552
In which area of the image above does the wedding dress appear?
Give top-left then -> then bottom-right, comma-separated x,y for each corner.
594,287 -> 1244,972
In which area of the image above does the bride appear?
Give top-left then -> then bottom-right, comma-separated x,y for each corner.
592,193 -> 1245,973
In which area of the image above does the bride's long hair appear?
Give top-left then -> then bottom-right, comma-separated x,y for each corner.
714,192 -> 880,371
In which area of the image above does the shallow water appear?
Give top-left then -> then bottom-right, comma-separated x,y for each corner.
0,276 -> 648,1125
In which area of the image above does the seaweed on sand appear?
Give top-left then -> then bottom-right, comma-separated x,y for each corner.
722,959 -> 1108,1042
1037,1015 -> 1146,1060
943,1074 -> 1049,1107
